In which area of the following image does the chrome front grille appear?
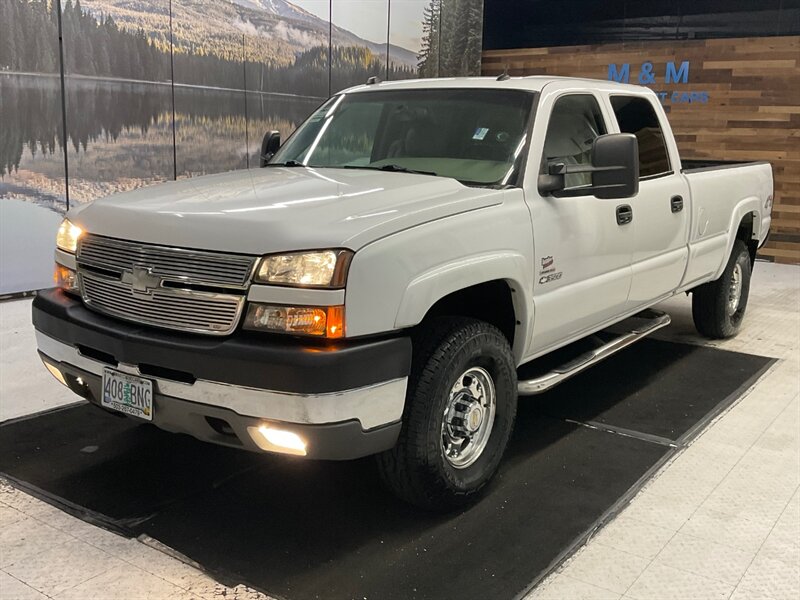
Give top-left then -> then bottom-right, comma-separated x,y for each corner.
78,234 -> 256,289
76,235 -> 255,335
79,271 -> 245,335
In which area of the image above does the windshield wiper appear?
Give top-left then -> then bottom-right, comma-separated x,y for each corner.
264,160 -> 306,167
343,164 -> 437,176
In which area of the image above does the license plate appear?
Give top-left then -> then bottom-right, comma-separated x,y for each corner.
101,368 -> 153,421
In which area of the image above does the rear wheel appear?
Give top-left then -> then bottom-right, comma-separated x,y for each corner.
692,240 -> 752,339
376,318 -> 517,511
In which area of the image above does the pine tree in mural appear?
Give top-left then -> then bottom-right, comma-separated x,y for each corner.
418,0 -> 441,78
418,0 -> 483,78
0,0 -> 60,73
0,1 -> 17,70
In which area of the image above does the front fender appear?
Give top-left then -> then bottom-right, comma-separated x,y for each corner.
395,252 -> 531,360
343,191 -> 535,360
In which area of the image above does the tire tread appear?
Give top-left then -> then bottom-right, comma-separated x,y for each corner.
376,317 -> 515,510
692,240 -> 751,339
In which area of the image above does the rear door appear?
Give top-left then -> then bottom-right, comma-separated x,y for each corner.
523,84 -> 634,356
604,94 -> 690,308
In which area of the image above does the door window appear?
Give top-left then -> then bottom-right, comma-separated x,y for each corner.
542,94 -> 607,189
610,96 -> 671,178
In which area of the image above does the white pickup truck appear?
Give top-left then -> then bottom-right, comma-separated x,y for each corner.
33,76 -> 773,509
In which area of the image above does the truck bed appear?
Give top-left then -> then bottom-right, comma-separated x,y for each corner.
679,160 -> 773,287
681,159 -> 770,173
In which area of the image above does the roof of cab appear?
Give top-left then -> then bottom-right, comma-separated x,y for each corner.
342,75 -> 652,96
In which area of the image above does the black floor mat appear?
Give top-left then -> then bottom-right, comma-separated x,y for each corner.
525,340 -> 771,442
0,340 -> 773,600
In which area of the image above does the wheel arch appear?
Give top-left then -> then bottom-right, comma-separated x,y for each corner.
713,199 -> 763,280
735,211 -> 760,266
394,253 -> 530,362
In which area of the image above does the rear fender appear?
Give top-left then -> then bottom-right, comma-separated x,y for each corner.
713,198 -> 762,280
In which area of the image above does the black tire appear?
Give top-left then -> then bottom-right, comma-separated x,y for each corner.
376,317 -> 517,511
692,240 -> 752,339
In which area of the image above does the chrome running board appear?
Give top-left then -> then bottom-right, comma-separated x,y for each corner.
517,309 -> 671,396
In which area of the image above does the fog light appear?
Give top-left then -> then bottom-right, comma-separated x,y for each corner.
247,424 -> 307,456
43,360 -> 68,387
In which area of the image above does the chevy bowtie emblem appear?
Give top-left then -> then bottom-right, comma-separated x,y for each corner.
121,266 -> 163,294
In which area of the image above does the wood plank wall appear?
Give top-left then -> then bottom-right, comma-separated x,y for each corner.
483,36 -> 800,263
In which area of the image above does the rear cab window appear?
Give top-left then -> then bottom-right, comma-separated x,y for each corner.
609,95 -> 671,179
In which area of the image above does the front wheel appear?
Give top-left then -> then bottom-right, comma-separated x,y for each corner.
376,317 -> 517,511
692,240 -> 752,339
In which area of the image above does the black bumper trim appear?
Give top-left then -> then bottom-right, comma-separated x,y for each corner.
33,289 -> 411,395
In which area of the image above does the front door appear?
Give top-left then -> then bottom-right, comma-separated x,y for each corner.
524,86 -> 634,356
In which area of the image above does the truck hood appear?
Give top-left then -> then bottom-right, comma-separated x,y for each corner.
70,167 -> 505,255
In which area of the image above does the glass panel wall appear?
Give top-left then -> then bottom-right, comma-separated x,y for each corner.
244,0 -> 330,165
331,0 -> 389,93
389,0 -> 431,78
171,0 -> 248,176
0,0 -> 66,294
1,0 -> 483,294
60,0 -> 174,202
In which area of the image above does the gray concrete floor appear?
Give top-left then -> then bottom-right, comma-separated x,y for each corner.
1,262 -> 798,599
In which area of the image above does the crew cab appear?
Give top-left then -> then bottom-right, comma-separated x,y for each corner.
33,76 -> 773,509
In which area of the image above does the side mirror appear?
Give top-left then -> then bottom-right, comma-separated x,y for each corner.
538,133 -> 639,199
260,131 -> 281,167
591,133 -> 639,199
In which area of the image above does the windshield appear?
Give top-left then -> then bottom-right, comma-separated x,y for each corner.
270,88 -> 535,187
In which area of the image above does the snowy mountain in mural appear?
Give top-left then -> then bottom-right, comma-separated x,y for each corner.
230,0 -> 319,23
78,0 -> 417,68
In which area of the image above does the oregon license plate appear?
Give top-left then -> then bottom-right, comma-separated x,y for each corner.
101,368 -> 153,421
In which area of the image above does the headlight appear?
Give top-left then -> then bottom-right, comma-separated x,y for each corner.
255,250 -> 352,288
244,303 -> 344,338
56,219 -> 83,253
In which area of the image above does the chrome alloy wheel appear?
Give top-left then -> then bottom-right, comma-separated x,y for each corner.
441,366 -> 496,469
728,262 -> 743,315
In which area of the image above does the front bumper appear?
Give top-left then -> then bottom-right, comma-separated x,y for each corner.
32,289 -> 411,459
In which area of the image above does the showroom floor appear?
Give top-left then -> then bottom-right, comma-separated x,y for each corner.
1,262 -> 798,600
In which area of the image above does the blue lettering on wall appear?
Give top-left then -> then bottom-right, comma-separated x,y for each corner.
608,63 -> 630,83
670,91 -> 709,104
606,60 -> 707,105
665,61 -> 690,84
638,61 -> 656,85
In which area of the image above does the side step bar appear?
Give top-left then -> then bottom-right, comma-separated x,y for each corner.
518,309 -> 671,396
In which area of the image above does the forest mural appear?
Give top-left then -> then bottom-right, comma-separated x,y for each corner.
418,0 -> 483,77
0,0 -> 484,294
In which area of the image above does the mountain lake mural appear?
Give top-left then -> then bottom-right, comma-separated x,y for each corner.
0,0 -> 484,294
